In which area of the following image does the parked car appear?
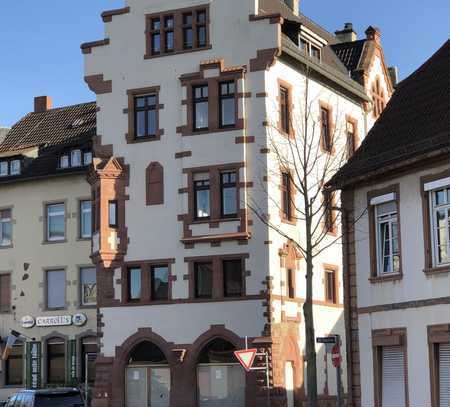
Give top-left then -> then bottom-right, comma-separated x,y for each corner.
4,388 -> 84,407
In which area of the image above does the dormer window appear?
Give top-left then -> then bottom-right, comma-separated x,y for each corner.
71,150 -> 82,167
84,151 -> 93,166
10,160 -> 20,175
0,162 -> 8,177
300,38 -> 309,53
310,45 -> 321,61
299,36 -> 322,62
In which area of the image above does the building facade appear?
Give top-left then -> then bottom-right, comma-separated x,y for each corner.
330,40 -> 450,407
81,0 -> 392,406
0,98 -> 97,401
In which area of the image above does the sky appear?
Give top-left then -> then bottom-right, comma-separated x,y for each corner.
0,0 -> 448,127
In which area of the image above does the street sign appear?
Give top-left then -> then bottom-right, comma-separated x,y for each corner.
316,336 -> 338,344
331,344 -> 341,368
234,348 -> 257,372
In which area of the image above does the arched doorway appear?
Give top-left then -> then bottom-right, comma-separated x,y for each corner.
197,338 -> 245,407
125,341 -> 170,407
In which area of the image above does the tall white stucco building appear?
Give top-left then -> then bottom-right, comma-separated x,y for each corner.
330,40 -> 450,407
81,0 -> 393,406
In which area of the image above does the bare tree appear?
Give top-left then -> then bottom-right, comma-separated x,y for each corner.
250,67 -> 355,407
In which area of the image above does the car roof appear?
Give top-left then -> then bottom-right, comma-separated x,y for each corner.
18,388 -> 80,395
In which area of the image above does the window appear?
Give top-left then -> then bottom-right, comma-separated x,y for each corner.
221,171 -> 237,217
109,201 -> 118,228
300,38 -> 309,53
164,16 -> 174,52
146,7 -> 209,57
135,94 -> 158,138
223,260 -> 243,297
0,273 -> 11,313
346,120 -> 357,158
71,150 -> 82,167
193,85 -> 209,130
47,338 -> 66,384
5,343 -> 23,385
81,337 -> 97,384
183,13 -> 193,49
10,160 -> 20,175
320,106 -> 332,152
46,270 -> 66,309
80,200 -> 92,239
46,203 -> 65,241
151,265 -> 169,301
380,346 -> 407,406
128,267 -> 142,301
0,161 -> 8,176
324,190 -> 336,234
60,155 -> 69,169
196,10 -> 207,47
375,200 -> 400,275
0,209 -> 12,247
287,269 -> 295,299
281,172 -> 293,221
280,86 -> 290,134
372,77 -> 386,119
194,173 -> 210,219
150,18 -> 161,55
194,262 -> 213,299
84,151 -> 93,166
80,267 -> 96,306
219,81 -> 236,128
146,162 -> 164,206
310,45 -> 321,61
430,187 -> 450,266
324,269 -> 337,303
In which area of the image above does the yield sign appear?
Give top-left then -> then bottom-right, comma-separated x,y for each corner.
234,348 -> 257,372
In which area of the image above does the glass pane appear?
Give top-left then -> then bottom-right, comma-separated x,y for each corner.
47,271 -> 65,308
10,160 -> 20,175
129,268 -> 141,300
147,95 -> 156,106
136,111 -> 146,137
195,263 -> 213,298
195,101 -> 208,129
126,368 -> 147,407
223,260 -> 242,297
152,33 -> 161,53
184,28 -> 193,48
197,11 -> 206,24
135,97 -> 146,108
221,98 -> 236,127
0,220 -> 12,246
48,214 -> 65,240
0,161 -> 8,176
152,266 -> 169,301
81,201 -> 92,238
81,268 -> 96,305
165,31 -> 174,50
148,110 -> 157,136
183,14 -> 193,25
109,201 -> 117,227
71,150 -> 81,167
198,365 -> 245,407
165,17 -> 174,28
150,368 -> 170,407
435,189 -> 446,206
152,19 -> 160,30
222,187 -> 237,216
83,151 -> 93,165
196,189 -> 210,218
198,26 -> 207,47
60,156 -> 69,168
47,343 -> 65,384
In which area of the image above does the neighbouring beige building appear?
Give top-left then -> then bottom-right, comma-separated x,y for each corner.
0,97 -> 97,401
80,0 -> 393,406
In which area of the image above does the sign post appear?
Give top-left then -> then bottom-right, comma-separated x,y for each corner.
317,335 -> 342,407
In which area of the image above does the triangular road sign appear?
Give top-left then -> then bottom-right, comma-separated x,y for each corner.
234,348 -> 257,372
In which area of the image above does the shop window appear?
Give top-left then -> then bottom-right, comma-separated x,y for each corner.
5,343 -> 23,385
81,337 -> 97,384
47,338 -> 66,384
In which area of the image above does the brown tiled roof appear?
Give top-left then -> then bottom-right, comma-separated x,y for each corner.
0,101 -> 96,153
331,39 -> 366,72
329,40 -> 450,189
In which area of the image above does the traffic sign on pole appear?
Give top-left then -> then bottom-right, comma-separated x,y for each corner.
234,348 -> 257,372
331,344 -> 341,368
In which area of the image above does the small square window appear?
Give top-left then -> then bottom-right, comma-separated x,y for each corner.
71,150 -> 82,167
47,203 -> 65,242
109,201 -> 118,228
83,151 -> 93,166
10,160 -> 20,175
60,155 -> 69,169
0,161 -> 8,176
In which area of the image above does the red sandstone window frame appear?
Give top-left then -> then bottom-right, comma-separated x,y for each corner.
145,5 -> 210,59
319,102 -> 334,154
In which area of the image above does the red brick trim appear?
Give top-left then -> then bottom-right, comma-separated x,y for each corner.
249,13 -> 283,24
81,38 -> 110,54
101,7 -> 130,22
174,151 -> 192,159
84,74 -> 112,95
250,48 -> 280,72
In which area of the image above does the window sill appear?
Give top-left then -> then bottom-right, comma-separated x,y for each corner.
0,244 -> 13,249
369,273 -> 403,283
424,266 -> 450,276
178,121 -> 244,137
144,45 -> 212,60
77,237 -> 92,242
126,133 -> 163,144
42,239 -> 67,245
191,217 -> 240,225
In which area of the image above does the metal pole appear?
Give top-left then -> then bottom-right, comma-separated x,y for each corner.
335,335 -> 343,407
85,353 -> 89,407
265,351 -> 270,407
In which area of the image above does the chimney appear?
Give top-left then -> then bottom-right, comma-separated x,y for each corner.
283,0 -> 300,16
365,26 -> 381,45
335,23 -> 357,42
388,66 -> 399,87
34,96 -> 52,113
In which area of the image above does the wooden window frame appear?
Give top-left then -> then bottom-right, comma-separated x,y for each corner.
4,342 -> 24,386
319,101 -> 334,154
145,5 -> 211,59
372,328 -> 409,407
367,184 -> 403,283
323,189 -> 337,236
287,268 -> 295,299
428,324 -> 450,407
122,259 -> 175,305
220,170 -> 238,218
345,115 -> 359,159
126,86 -> 164,144
277,79 -> 294,138
78,199 -> 92,240
372,76 -> 386,119
218,81 -> 237,129
186,254 -> 248,300
46,337 -> 67,385
0,273 -> 11,314
45,268 -> 67,311
223,258 -> 245,298
193,84 -> 209,131
0,207 -> 13,248
44,201 -> 67,244
280,169 -> 296,225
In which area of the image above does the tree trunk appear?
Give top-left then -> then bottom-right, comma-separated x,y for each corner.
304,206 -> 318,407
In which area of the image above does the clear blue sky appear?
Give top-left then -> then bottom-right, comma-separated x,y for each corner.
0,1 -> 448,127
